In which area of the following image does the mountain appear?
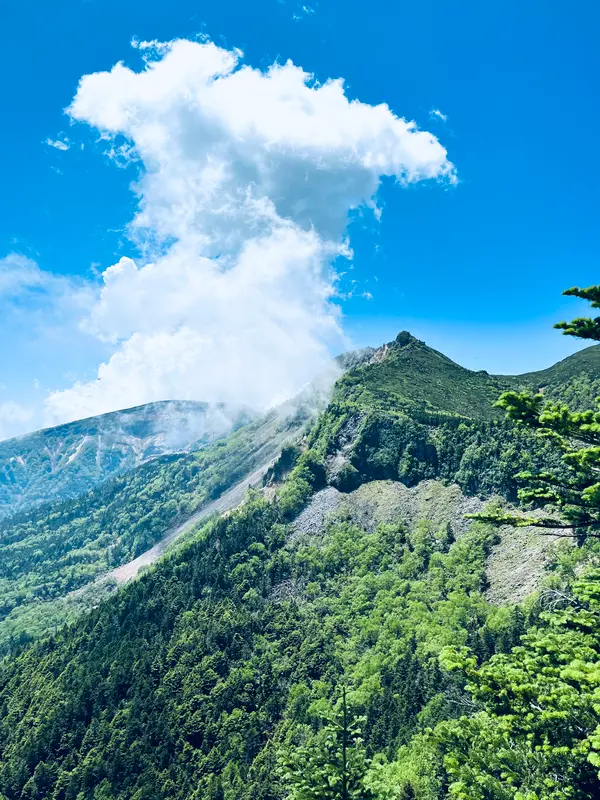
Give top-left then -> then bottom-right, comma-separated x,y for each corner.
514,342 -> 600,409
517,340 -> 600,389
1,335 -> 599,654
0,334 -> 599,800
0,401 -> 256,518
336,331 -> 600,418
338,330 -> 511,419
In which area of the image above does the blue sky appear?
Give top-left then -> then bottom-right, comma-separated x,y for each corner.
1,0 -> 598,436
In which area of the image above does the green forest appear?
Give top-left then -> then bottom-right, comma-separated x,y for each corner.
1,286 -> 600,799
0,406 -> 306,654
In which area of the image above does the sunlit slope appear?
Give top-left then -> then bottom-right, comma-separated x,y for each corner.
336,331 -> 600,420
0,334 -> 598,653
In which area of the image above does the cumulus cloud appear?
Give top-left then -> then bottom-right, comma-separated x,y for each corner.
43,37 -> 455,424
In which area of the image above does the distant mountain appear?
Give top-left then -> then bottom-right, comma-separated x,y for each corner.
0,401 -> 256,517
513,342 -> 600,401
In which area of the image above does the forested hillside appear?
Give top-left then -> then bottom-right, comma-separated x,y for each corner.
2,335 -> 595,654
0,401 -> 255,517
0,406 -> 309,653
1,321 -> 600,800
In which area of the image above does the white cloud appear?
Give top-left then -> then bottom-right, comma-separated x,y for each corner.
0,253 -> 93,312
430,108 -> 448,122
0,253 -> 46,296
0,402 -> 33,442
1,253 -> 71,301
45,137 -> 70,151
41,37 -> 454,425
47,230 -> 341,419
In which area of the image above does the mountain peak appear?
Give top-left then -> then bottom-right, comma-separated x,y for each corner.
393,330 -> 420,348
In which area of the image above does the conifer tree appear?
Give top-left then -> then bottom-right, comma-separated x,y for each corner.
279,687 -> 373,800
471,284 -> 600,539
434,568 -> 600,798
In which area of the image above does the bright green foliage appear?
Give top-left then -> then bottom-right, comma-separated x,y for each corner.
303,333 -> 600,509
1,328 -> 597,653
516,350 -> 600,404
468,388 -> 600,534
0,321 -> 599,799
306,395 -> 562,508
329,331 -> 600,422
555,285 -> 600,341
391,569 -> 600,800
0,476 -> 519,799
333,332 -> 508,421
373,284 -> 600,800
277,450 -> 327,519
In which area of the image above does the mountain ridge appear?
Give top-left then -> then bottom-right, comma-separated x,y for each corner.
0,400 -> 257,517
3,334 -> 597,521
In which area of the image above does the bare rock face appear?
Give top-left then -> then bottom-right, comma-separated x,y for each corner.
291,479 -> 484,544
290,478 -> 565,605
342,480 -> 484,536
484,524 -> 568,605
289,486 -> 345,545
325,413 -> 365,488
